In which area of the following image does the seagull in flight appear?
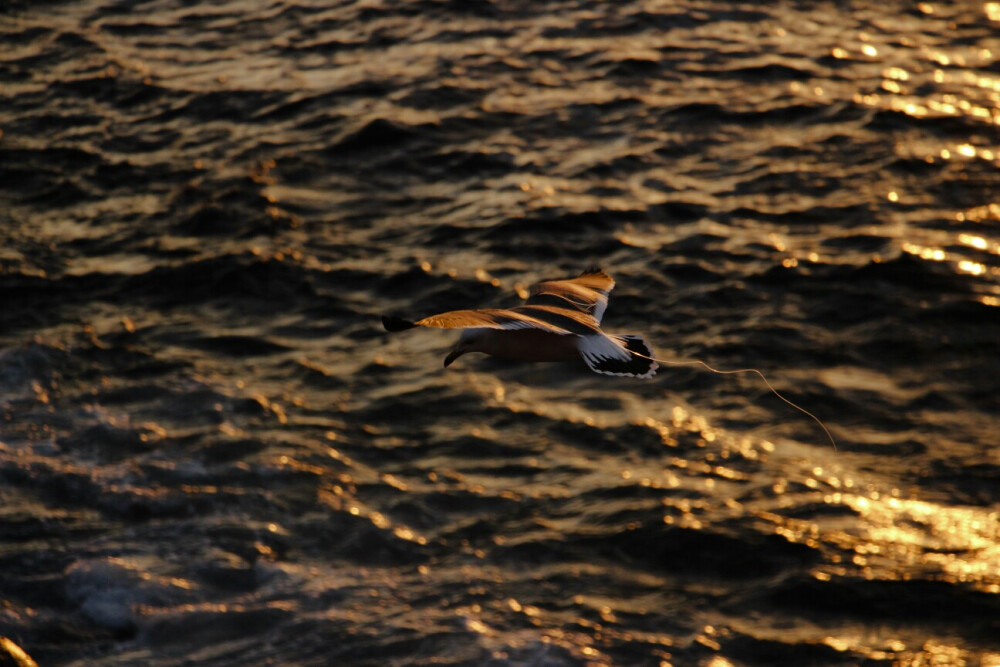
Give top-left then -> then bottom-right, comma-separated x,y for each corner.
382,268 -> 657,378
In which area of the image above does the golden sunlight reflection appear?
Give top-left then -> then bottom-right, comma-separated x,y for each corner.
957,260 -> 987,276
819,637 -> 1000,664
901,242 -> 946,262
883,67 -> 909,81
853,41 -> 1000,126
958,233 -> 989,250
899,229 -> 1000,278
320,484 -> 428,546
957,202 -> 1000,222
836,493 -> 1000,590
752,458 -> 1000,594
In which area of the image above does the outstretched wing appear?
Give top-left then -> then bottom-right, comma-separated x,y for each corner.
525,267 -> 615,324
384,305 -> 599,337
413,309 -> 574,334
382,268 -> 614,336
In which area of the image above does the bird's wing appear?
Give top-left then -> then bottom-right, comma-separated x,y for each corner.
507,304 -> 602,336
525,267 -> 615,324
385,268 -> 613,336
414,308 -> 573,334
578,333 -> 658,378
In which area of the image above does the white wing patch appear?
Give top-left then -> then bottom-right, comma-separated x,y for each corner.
577,334 -> 631,368
592,293 -> 609,324
578,333 -> 658,378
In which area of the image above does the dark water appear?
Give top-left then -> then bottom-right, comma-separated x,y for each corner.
2,1 -> 1000,665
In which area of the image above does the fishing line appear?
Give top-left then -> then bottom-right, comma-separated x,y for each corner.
632,349 -> 838,451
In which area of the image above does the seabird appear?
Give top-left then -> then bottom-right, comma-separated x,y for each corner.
382,268 -> 658,378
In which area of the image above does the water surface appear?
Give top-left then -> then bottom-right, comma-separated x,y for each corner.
2,1 -> 1000,665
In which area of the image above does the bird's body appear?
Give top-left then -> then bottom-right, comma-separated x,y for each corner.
454,328 -> 581,363
382,268 -> 658,378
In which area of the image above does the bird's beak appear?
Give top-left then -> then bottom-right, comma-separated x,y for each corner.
444,346 -> 464,367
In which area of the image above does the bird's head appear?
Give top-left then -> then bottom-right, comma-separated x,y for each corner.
444,329 -> 487,367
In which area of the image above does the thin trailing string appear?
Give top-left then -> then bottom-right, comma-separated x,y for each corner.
633,350 -> 838,451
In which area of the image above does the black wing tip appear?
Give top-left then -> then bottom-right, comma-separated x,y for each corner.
587,358 -> 658,379
618,334 -> 652,357
588,334 -> 657,378
382,315 -> 417,332
579,266 -> 608,277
